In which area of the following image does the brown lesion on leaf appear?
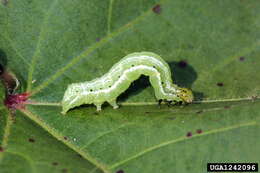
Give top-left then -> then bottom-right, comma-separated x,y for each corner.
216,82 -> 224,87
239,56 -> 245,61
152,4 -> 161,14
186,132 -> 192,137
28,138 -> 35,143
196,129 -> 203,134
52,162 -> 58,166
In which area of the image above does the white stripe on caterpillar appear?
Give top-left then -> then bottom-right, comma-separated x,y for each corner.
61,52 -> 193,114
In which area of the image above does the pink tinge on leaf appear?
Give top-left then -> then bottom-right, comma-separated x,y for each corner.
186,132 -> 192,137
196,129 -> 203,134
4,92 -> 30,109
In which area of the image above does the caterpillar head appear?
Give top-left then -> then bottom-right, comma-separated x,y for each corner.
61,84 -> 84,114
178,88 -> 193,103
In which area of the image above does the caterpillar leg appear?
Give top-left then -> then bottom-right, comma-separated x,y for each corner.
94,103 -> 102,111
158,99 -> 163,108
149,75 -> 178,101
108,100 -> 119,109
167,101 -> 172,107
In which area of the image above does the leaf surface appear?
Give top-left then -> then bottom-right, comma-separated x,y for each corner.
0,0 -> 259,172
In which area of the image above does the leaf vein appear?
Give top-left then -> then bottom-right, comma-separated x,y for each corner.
5,151 -> 35,173
107,0 -> 115,35
0,112 -> 13,164
0,34 -> 30,66
80,123 -> 135,150
30,0 -> 168,96
20,109 -> 111,173
26,0 -> 59,92
109,121 -> 257,169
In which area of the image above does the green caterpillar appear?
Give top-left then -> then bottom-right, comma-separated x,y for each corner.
61,52 -> 193,114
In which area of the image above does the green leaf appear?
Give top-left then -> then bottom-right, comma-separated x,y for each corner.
0,0 -> 260,173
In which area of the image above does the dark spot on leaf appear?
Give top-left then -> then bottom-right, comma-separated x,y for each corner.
167,117 -> 176,120
28,138 -> 35,143
145,111 -> 150,114
90,89 -> 93,92
52,162 -> 58,166
152,4 -> 161,14
177,60 -> 187,68
0,64 -> 4,75
0,147 -> 4,152
158,99 -> 163,106
131,65 -> 134,67
64,136 -> 68,140
216,82 -> 223,87
62,168 -> 68,173
224,106 -> 230,109
239,56 -> 245,61
196,129 -> 202,134
77,154 -> 83,158
186,132 -> 192,137
167,101 -> 172,107
116,170 -> 124,173
153,66 -> 156,68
